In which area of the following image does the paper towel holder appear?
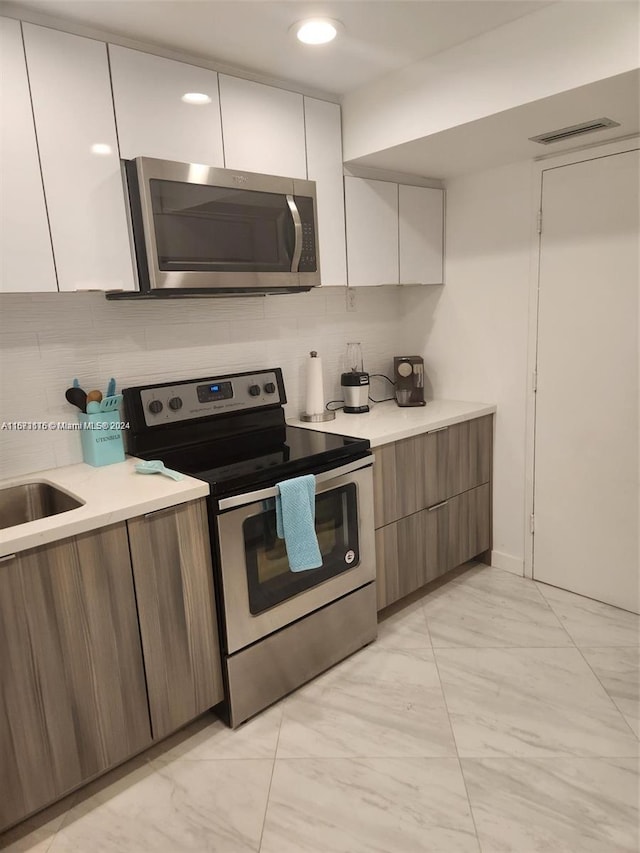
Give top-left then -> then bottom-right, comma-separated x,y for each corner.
300,350 -> 336,422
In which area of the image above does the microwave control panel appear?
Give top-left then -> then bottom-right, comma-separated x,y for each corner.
136,370 -> 284,427
296,195 -> 317,272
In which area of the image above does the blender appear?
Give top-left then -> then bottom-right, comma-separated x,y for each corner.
341,342 -> 370,414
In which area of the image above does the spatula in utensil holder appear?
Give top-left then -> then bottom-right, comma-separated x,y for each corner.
78,411 -> 125,466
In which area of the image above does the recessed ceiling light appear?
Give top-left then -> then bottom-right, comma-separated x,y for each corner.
182,92 -> 212,105
294,18 -> 341,45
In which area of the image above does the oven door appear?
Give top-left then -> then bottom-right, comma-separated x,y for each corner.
215,457 -> 375,654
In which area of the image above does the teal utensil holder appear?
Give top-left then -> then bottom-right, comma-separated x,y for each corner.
78,411 -> 125,467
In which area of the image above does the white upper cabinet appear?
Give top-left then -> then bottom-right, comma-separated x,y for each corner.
304,98 -> 347,287
0,18 -> 56,293
345,176 -> 445,287
22,24 -> 135,292
345,177 -> 399,286
399,184 -> 444,284
219,75 -> 306,178
109,46 -> 223,166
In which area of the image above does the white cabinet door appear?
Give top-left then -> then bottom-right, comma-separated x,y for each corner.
219,75 -> 306,178
0,18 -> 56,293
304,98 -> 346,287
109,46 -> 223,166
399,184 -> 444,285
345,177 -> 398,286
22,24 -> 135,292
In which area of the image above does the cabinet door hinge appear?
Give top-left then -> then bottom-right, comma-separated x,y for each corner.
530,513 -> 535,534
537,210 -> 543,234
532,370 -> 538,393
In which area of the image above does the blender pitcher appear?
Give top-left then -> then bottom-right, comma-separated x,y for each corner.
341,342 -> 370,413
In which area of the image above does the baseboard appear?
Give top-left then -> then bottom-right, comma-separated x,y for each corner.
491,550 -> 524,576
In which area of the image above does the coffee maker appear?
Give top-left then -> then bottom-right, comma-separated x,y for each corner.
341,342 -> 370,414
393,356 -> 426,407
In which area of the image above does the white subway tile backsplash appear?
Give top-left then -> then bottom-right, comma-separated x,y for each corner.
144,321 -> 232,350
0,287 -> 411,478
263,288 -> 327,319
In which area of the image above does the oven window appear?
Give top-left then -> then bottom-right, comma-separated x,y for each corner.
243,484 -> 359,614
149,180 -> 295,273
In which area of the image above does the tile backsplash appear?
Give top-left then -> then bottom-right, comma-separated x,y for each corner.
0,287 -> 411,478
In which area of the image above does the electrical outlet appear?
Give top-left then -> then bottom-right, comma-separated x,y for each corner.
346,288 -> 357,312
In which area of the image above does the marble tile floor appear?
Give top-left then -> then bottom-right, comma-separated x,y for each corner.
3,564 -> 638,853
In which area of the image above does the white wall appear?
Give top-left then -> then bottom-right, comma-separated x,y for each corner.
402,160 -> 536,573
342,1 -> 640,162
0,287 -> 407,478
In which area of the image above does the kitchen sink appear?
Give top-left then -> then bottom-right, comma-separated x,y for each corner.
0,482 -> 84,530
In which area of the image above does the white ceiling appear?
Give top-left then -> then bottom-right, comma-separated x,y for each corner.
347,70 -> 640,178
5,0 -> 551,97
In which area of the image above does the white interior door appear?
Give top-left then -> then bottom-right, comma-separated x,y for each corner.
533,148 -> 639,613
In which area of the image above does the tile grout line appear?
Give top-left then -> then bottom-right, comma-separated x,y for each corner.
535,583 -> 640,650
527,581 -> 578,648
574,647 -> 640,742
423,603 -> 483,853
257,708 -> 284,852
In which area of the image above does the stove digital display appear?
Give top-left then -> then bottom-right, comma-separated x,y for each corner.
197,381 -> 234,403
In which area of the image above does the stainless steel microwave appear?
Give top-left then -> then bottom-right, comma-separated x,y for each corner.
123,157 -> 320,296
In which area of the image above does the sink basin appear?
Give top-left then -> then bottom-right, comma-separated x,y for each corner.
0,482 -> 84,530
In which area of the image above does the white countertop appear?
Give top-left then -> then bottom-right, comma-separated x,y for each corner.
288,399 -> 496,447
0,456 -> 209,557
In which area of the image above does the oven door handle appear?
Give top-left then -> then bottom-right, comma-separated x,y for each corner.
217,455 -> 374,511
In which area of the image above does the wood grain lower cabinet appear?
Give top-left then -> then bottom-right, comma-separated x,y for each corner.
127,498 -> 224,740
447,416 -> 493,498
373,416 -> 492,529
373,427 -> 448,528
448,483 -> 491,570
374,415 -> 494,610
0,524 -> 151,830
375,500 -> 448,610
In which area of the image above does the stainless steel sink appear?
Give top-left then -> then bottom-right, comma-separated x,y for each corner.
0,482 -> 84,530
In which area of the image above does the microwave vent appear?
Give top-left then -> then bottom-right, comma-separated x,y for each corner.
529,117 -> 620,145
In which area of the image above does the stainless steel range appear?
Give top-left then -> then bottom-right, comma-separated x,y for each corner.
123,368 -> 377,727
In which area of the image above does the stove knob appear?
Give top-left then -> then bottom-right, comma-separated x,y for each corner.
168,396 -> 183,411
248,384 -> 261,397
148,400 -> 163,414
264,382 -> 276,395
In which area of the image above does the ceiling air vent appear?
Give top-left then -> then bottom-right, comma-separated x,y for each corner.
529,117 -> 620,145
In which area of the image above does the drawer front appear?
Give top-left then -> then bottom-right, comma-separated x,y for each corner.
446,416 -> 493,497
375,500 -> 448,610
373,428 -> 448,528
448,483 -> 491,570
375,482 -> 491,611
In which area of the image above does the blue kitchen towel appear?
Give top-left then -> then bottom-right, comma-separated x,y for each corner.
275,474 -> 323,572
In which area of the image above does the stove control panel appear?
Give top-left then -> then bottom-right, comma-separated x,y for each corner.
138,370 -> 284,427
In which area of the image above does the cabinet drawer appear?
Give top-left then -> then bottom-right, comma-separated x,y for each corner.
448,483 -> 491,570
447,416 -> 493,497
373,415 -> 493,528
373,428 -> 448,528
375,500 -> 448,610
375,482 -> 491,611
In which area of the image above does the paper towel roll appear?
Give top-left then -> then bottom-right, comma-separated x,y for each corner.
305,351 -> 325,416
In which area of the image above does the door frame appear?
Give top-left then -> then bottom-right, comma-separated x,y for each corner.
523,135 -> 640,579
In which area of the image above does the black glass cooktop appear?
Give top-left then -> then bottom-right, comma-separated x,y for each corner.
142,425 -> 371,498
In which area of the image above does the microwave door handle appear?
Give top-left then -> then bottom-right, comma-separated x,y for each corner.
286,194 -> 302,272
